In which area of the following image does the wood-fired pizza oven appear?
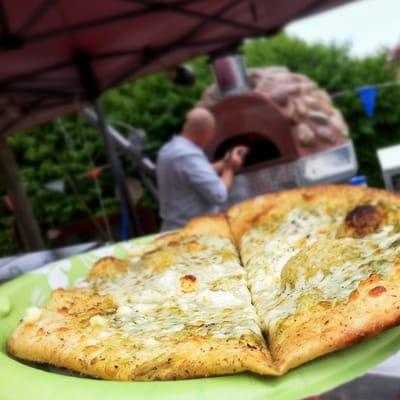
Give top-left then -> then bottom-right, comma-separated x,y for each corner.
199,59 -> 357,207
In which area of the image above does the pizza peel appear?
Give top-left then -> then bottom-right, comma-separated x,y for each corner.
1,236 -> 400,400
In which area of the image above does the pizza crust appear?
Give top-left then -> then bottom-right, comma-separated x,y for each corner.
8,214 -> 277,380
8,312 -> 276,380
228,185 -> 400,372
228,185 -> 400,244
270,273 -> 400,373
183,214 -> 232,238
88,257 -> 130,281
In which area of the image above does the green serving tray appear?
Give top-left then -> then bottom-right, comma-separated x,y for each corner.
1,235 -> 400,400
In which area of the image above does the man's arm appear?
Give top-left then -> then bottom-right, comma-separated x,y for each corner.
182,146 -> 248,204
181,154 -> 229,205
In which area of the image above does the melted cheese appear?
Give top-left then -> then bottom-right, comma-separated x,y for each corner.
241,204 -> 400,333
241,206 -> 336,327
98,330 -> 111,339
266,252 -> 395,330
87,338 -> 100,346
90,315 -> 108,327
202,289 -> 245,308
89,235 -> 264,344
24,306 -> 43,323
142,337 -> 159,347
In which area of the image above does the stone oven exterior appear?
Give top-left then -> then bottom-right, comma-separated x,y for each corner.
199,66 -> 357,207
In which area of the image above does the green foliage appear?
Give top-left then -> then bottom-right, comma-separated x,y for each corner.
1,34 -> 400,256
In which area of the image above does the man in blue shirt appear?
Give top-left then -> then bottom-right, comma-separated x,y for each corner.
157,107 -> 247,231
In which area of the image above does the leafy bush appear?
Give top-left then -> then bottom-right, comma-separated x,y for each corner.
1,34 -> 400,256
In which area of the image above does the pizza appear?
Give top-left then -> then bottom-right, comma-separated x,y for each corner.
228,185 -> 400,373
7,215 -> 275,380
7,185 -> 400,380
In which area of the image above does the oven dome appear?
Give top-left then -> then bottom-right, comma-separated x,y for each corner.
200,66 -> 349,160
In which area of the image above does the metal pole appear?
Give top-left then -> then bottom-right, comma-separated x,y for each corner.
0,135 -> 45,251
93,99 -> 142,237
82,108 -> 158,202
74,52 -> 142,238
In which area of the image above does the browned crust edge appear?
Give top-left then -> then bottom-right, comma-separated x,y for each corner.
227,184 -> 400,245
270,274 -> 400,373
7,320 -> 277,380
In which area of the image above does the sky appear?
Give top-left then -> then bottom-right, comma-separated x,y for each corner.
286,0 -> 400,57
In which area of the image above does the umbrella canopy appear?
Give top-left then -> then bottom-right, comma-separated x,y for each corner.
0,0 -> 353,136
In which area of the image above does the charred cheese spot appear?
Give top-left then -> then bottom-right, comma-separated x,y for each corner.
318,301 -> 331,308
368,286 -> 387,297
344,205 -> 383,238
302,192 -> 314,202
36,328 -> 45,337
349,289 -> 359,301
55,327 -> 69,333
180,274 -> 197,293
359,273 -> 381,288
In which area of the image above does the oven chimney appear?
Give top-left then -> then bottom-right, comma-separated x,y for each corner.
211,53 -> 249,96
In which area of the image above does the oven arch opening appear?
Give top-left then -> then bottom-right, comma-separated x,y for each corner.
213,133 -> 281,167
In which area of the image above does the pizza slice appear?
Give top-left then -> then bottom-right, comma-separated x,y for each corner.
8,215 -> 277,380
228,185 -> 400,373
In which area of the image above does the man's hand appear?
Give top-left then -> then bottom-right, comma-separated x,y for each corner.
219,146 -> 248,190
224,146 -> 249,171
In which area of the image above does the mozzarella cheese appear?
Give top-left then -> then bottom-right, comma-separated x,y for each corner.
240,204 -> 400,332
241,206 -> 336,327
24,306 -> 43,323
90,315 -> 108,327
89,235 -> 264,345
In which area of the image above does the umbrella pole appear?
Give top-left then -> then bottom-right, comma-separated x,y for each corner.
0,135 -> 45,251
93,99 -> 142,238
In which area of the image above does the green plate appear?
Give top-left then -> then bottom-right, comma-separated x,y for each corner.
1,236 -> 400,400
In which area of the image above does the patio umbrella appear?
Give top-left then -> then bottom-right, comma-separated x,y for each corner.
0,0 -> 354,241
